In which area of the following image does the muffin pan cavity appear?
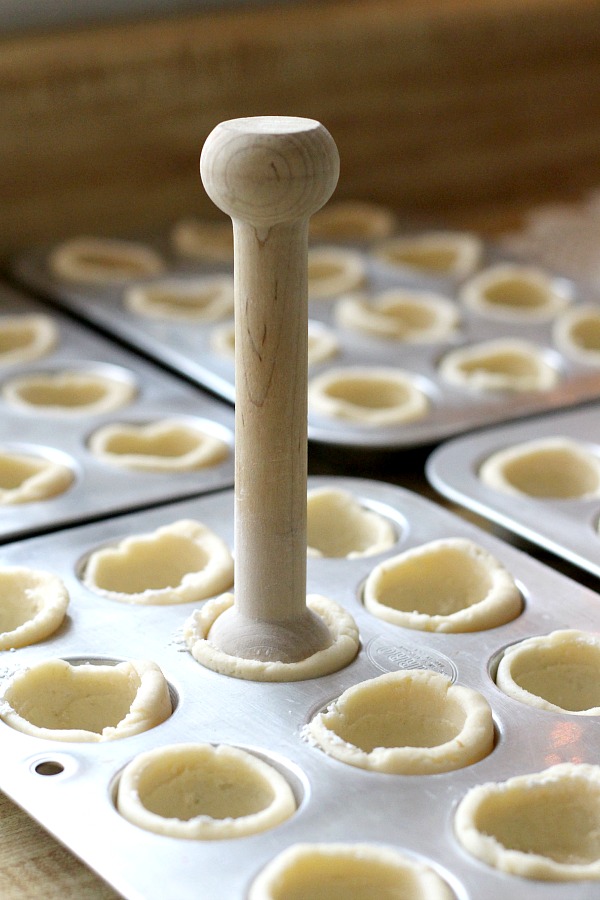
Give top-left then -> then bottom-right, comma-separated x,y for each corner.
306,669 -> 494,774
1,477 -> 600,898
0,313 -> 58,366
124,274 -> 234,322
495,630 -> 600,714
0,566 -> 69,649
0,658 -> 172,742
0,283 -> 234,541
427,404 -> 600,577
116,743 -> 297,839
48,236 -> 166,284
455,763 -> 600,881
248,842 -> 455,900
15,223 -> 600,450
306,486 -> 397,558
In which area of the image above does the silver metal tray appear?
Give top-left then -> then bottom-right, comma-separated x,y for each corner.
426,403 -> 600,578
13,237 -> 600,451
0,283 -> 234,542
1,476 -> 600,899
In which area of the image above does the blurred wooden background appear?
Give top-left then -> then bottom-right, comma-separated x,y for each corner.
1,0 -> 600,258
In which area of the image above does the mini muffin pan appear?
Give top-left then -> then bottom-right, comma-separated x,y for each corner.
12,231 -> 600,450
0,283 -> 234,541
1,476 -> 600,899
426,404 -> 600,578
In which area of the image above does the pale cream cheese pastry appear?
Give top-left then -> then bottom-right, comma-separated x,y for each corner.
307,486 -> 396,558
48,236 -> 165,284
0,449 -> 74,503
0,566 -> 69,649
309,366 -> 429,426
0,314 -> 58,366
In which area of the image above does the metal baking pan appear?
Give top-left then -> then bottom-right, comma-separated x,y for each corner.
12,236 -> 600,451
426,403 -> 600,579
0,282 -> 234,542
1,476 -> 599,899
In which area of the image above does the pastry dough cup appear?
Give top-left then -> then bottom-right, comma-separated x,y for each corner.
309,200 -> 397,242
374,231 -> 482,279
0,314 -> 58,366
460,263 -> 570,321
0,566 -> 69,649
496,629 -> 600,713
364,538 -> 522,633
82,519 -> 233,605
3,368 -> 137,416
554,304 -> 600,364
116,743 -> 296,839
307,670 -> 494,774
124,275 -> 234,322
171,217 -> 234,263
455,763 -> 600,880
307,247 -> 367,299
479,437 -> 600,499
48,237 -> 165,284
307,487 -> 396,558
248,842 -> 454,900
88,419 -> 229,472
335,289 -> 458,342
185,593 -> 359,682
0,658 -> 172,741
0,449 -> 74,503
309,366 -> 429,426
438,338 -> 559,392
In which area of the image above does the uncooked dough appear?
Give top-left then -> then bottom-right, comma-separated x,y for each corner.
479,436 -> 600,499
48,236 -> 165,284
335,288 -> 459,341
309,200 -> 397,242
82,519 -> 234,605
124,275 -> 234,321
3,369 -> 137,415
184,593 -> 359,682
554,304 -> 600,364
438,338 -> 559,392
116,742 -> 296,839
248,842 -> 455,900
308,367 -> 430,426
307,669 -> 493,774
307,487 -> 396,558
307,247 -> 367,299
374,231 -> 482,279
0,314 -> 58,366
0,566 -> 69,649
0,450 -> 74,503
88,419 -> 229,472
171,217 -> 234,263
0,658 -> 171,741
460,263 -> 570,320
496,629 -> 600,713
454,763 -> 600,880
364,537 -> 522,632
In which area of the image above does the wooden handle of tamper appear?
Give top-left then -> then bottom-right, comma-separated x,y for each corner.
200,116 -> 339,662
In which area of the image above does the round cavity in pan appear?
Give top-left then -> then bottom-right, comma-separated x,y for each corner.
308,366 -> 431,426
438,338 -> 561,392
123,274 -> 234,321
373,230 -> 483,280
2,363 -> 138,416
459,263 -> 572,321
0,565 -> 69,649
307,486 -> 398,558
0,313 -> 59,366
0,444 -> 76,503
48,236 -> 166,284
335,287 -> 459,342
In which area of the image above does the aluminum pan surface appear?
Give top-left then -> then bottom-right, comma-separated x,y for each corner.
13,237 -> 600,450
427,403 -> 600,578
0,283 -> 234,542
0,476 -> 599,899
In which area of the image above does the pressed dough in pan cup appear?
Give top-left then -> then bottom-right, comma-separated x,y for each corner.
437,338 -> 560,393
0,313 -> 58,366
459,262 -> 572,321
478,436 -> 600,500
306,669 -> 494,775
123,274 -> 234,322
306,486 -> 397,559
454,763 -> 600,880
334,287 -> 459,342
2,367 -> 138,417
248,841 -> 455,900
0,658 -> 172,741
308,199 -> 398,242
495,629 -> 600,713
363,537 -> 522,633
0,566 -> 69,650
116,742 -> 297,839
47,236 -> 166,284
308,366 -> 430,426
81,519 -> 234,605
87,418 -> 230,473
0,448 -> 75,504
372,230 -> 483,280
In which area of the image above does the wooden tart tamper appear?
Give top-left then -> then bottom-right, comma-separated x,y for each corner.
200,116 -> 340,663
